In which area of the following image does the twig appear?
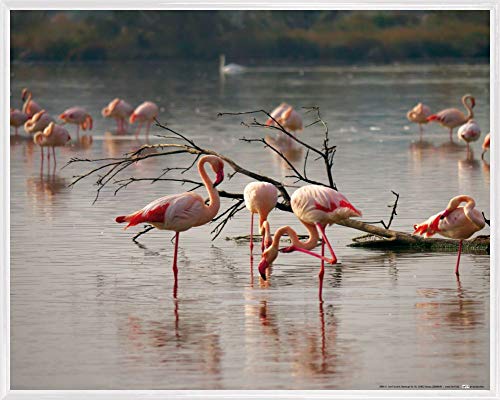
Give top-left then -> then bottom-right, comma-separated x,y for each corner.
362,191 -> 400,229
132,225 -> 155,242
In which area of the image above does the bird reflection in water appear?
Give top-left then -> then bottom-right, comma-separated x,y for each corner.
265,134 -> 303,171
26,173 -> 67,203
103,131 -> 157,158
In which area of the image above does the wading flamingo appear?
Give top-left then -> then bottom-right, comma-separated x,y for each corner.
413,195 -> 485,276
24,110 -> 55,135
219,54 -> 246,75
33,122 -> 71,167
129,101 -> 159,138
21,88 -> 42,117
59,107 -> 93,139
258,184 -> 362,301
243,182 -> 278,254
482,133 -> 490,160
407,103 -> 431,137
102,98 -> 134,134
10,108 -> 29,135
115,155 -> 225,293
457,119 -> 481,157
266,103 -> 303,135
427,94 -> 475,141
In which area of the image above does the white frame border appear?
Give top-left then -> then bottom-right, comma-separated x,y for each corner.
1,2 -> 499,400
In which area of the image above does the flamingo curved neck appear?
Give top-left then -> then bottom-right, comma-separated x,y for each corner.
462,96 -> 474,120
198,158 -> 220,221
447,195 -> 483,228
273,222 -> 319,250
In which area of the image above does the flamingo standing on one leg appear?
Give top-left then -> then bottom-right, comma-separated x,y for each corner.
33,122 -> 71,169
427,94 -> 475,142
266,103 -> 303,135
406,102 -> 431,138
115,155 -> 225,295
243,182 -> 278,254
24,110 -> 55,135
102,98 -> 134,134
413,195 -> 485,276
457,119 -> 481,158
10,108 -> 29,136
258,184 -> 362,301
481,133 -> 490,160
129,101 -> 159,139
21,88 -> 42,117
59,107 -> 93,140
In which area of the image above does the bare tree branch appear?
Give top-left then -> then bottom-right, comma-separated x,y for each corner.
362,191 -> 400,229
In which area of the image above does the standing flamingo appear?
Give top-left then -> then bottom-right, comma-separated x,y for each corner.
59,107 -> 93,140
406,102 -> 431,137
457,119 -> 481,157
243,182 -> 278,254
266,103 -> 303,135
427,94 -> 475,141
481,133 -> 490,159
102,98 -> 134,134
129,101 -> 159,138
33,122 -> 71,168
10,108 -> 29,135
115,155 -> 225,293
413,195 -> 485,276
258,184 -> 362,301
21,88 -> 42,117
24,110 -> 55,135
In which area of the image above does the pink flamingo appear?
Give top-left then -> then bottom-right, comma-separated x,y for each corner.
59,107 -> 93,140
413,195 -> 485,276
102,98 -> 134,134
24,110 -> 55,135
457,119 -> 481,157
129,101 -> 159,138
115,155 -> 225,293
243,182 -> 278,254
258,184 -> 362,301
10,108 -> 29,136
427,94 -> 475,141
33,122 -> 71,168
266,103 -> 303,134
407,102 -> 431,136
481,133 -> 490,159
21,88 -> 42,117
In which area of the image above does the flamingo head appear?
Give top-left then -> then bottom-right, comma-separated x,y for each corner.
258,245 -> 279,280
206,156 -> 224,186
21,88 -> 28,101
129,113 -> 137,124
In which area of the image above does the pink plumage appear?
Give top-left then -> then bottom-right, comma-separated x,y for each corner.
102,98 -> 134,134
10,108 -> 29,135
59,106 -> 93,139
21,88 -> 42,117
129,101 -> 159,138
266,103 -> 303,133
427,94 -> 475,141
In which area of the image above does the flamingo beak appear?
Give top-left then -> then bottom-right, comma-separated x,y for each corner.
440,209 -> 451,220
258,258 -> 269,281
214,169 -> 224,187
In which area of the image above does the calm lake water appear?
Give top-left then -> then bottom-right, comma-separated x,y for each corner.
10,61 -> 490,390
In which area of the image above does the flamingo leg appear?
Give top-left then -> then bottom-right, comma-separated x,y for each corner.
316,223 -> 338,264
419,123 -> 423,140
15,126 -> 18,136
318,238 -> 325,302
145,121 -> 152,139
449,128 -> 453,142
455,240 -> 463,276
76,125 -> 80,140
135,122 -> 143,138
40,147 -> 44,173
52,147 -> 56,167
250,213 -> 254,254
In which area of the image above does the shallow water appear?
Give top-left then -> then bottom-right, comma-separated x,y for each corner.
10,61 -> 490,390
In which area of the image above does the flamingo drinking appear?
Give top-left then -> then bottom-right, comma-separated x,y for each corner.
115,155 -> 225,293
129,101 -> 159,138
21,88 -> 42,117
413,195 -> 485,276
427,94 -> 475,141
243,182 -> 278,254
59,107 -> 93,139
102,98 -> 134,134
258,184 -> 362,301
10,108 -> 29,135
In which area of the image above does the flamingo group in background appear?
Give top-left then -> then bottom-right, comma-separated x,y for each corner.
33,122 -> 71,167
243,182 -> 278,254
102,98 -> 134,134
407,102 -> 431,137
129,101 -> 159,138
115,155 -> 225,295
482,133 -> 490,159
259,184 -> 362,301
59,106 -> 93,139
413,195 -> 485,276
21,88 -> 42,117
426,94 -> 475,141
10,108 -> 29,135
457,119 -> 481,156
24,110 -> 55,135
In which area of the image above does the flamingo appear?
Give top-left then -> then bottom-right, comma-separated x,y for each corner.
10,108 -> 29,135
115,155 -> 225,293
243,182 -> 278,254
258,184 -> 362,301
413,195 -> 485,276
406,102 -> 431,137
24,110 -> 55,135
59,107 -> 93,139
219,54 -> 246,75
266,103 -> 303,135
129,101 -> 159,138
481,133 -> 490,160
427,94 -> 475,141
457,119 -> 481,157
21,88 -> 42,117
33,122 -> 71,167
102,98 -> 134,134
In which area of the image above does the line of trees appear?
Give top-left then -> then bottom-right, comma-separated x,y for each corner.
11,11 -> 489,63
